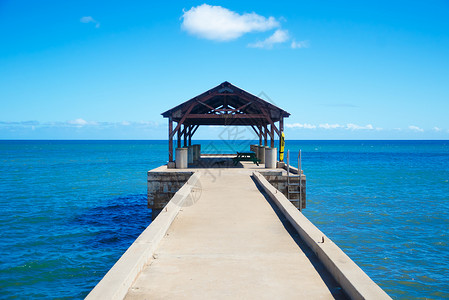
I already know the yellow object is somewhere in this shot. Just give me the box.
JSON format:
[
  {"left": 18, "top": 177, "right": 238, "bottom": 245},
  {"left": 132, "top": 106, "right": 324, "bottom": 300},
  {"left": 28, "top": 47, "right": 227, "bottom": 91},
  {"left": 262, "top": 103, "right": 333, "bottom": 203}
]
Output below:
[{"left": 280, "top": 132, "right": 285, "bottom": 161}]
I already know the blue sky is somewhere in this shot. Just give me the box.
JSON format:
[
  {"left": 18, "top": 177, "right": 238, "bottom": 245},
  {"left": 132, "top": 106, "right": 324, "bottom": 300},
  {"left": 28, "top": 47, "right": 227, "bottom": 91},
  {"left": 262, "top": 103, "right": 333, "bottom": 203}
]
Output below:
[{"left": 1, "top": 0, "right": 448, "bottom": 139}]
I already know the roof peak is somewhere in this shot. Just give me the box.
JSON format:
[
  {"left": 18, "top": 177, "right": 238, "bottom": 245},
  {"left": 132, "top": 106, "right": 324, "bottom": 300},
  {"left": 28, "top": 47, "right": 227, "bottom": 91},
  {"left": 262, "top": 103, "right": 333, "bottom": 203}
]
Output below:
[{"left": 161, "top": 81, "right": 290, "bottom": 121}]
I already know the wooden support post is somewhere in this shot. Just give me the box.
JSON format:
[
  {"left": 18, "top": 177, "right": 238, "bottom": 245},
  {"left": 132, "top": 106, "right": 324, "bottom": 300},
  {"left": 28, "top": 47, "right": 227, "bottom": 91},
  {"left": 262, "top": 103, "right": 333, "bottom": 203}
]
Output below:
[
  {"left": 183, "top": 124, "right": 187, "bottom": 147},
  {"left": 263, "top": 124, "right": 268, "bottom": 146},
  {"left": 258, "top": 125, "right": 262, "bottom": 146},
  {"left": 188, "top": 125, "right": 192, "bottom": 146},
  {"left": 279, "top": 117, "right": 284, "bottom": 162},
  {"left": 270, "top": 123, "right": 275, "bottom": 148},
  {"left": 168, "top": 117, "right": 173, "bottom": 162},
  {"left": 279, "top": 117, "right": 285, "bottom": 161},
  {"left": 177, "top": 122, "right": 181, "bottom": 148}
]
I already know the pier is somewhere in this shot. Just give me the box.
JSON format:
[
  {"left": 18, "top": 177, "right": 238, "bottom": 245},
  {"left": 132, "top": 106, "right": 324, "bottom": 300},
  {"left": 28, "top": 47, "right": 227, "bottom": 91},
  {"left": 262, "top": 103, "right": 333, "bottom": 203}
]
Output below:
[
  {"left": 87, "top": 82, "right": 391, "bottom": 299},
  {"left": 87, "top": 160, "right": 390, "bottom": 299},
  {"left": 129, "top": 167, "right": 342, "bottom": 299}
]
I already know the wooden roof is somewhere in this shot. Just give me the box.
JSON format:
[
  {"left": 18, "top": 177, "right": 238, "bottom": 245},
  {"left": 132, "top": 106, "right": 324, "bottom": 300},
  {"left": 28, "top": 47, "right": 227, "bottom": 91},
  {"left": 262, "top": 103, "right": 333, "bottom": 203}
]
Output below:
[{"left": 161, "top": 82, "right": 290, "bottom": 126}]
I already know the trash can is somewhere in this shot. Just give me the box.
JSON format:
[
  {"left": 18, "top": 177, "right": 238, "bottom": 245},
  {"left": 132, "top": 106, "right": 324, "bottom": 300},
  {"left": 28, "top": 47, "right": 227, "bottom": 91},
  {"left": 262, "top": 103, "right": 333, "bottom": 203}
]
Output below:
[
  {"left": 175, "top": 148, "right": 188, "bottom": 169},
  {"left": 265, "top": 147, "right": 277, "bottom": 168}
]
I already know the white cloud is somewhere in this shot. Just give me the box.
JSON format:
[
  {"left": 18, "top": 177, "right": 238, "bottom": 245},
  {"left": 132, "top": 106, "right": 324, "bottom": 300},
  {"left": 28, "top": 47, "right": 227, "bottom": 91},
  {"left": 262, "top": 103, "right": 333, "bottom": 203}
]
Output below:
[
  {"left": 409, "top": 125, "right": 424, "bottom": 132},
  {"left": 291, "top": 40, "right": 309, "bottom": 49},
  {"left": 68, "top": 118, "right": 89, "bottom": 126},
  {"left": 319, "top": 123, "right": 343, "bottom": 129},
  {"left": 316, "top": 123, "right": 376, "bottom": 130},
  {"left": 433, "top": 127, "right": 442, "bottom": 132},
  {"left": 181, "top": 4, "right": 279, "bottom": 41},
  {"left": 248, "top": 29, "right": 289, "bottom": 49},
  {"left": 0, "top": 120, "right": 162, "bottom": 131},
  {"left": 67, "top": 118, "right": 99, "bottom": 127},
  {"left": 80, "top": 16, "right": 100, "bottom": 28},
  {"left": 80, "top": 16, "right": 94, "bottom": 23},
  {"left": 286, "top": 123, "right": 316, "bottom": 129},
  {"left": 346, "top": 123, "right": 374, "bottom": 130}
]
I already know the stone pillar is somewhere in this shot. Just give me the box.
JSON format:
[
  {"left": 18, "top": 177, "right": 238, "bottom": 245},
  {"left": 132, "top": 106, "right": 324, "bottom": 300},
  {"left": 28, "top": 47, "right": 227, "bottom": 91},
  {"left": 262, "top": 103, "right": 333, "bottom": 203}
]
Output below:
[
  {"left": 265, "top": 148, "right": 277, "bottom": 169},
  {"left": 193, "top": 144, "right": 201, "bottom": 161},
  {"left": 258, "top": 146, "right": 266, "bottom": 164},
  {"left": 175, "top": 148, "right": 188, "bottom": 169},
  {"left": 188, "top": 146, "right": 194, "bottom": 164}
]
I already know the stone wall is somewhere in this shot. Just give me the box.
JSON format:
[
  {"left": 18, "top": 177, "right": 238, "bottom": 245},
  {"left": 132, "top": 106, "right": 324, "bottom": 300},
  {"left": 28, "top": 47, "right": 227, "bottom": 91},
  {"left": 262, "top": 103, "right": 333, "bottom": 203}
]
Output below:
[
  {"left": 148, "top": 171, "right": 193, "bottom": 211},
  {"left": 259, "top": 171, "right": 306, "bottom": 209}
]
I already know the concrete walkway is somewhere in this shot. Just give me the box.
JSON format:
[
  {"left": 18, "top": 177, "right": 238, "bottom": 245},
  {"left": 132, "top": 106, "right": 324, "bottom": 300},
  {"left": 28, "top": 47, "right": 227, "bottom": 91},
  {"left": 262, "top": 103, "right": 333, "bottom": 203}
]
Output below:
[{"left": 125, "top": 168, "right": 346, "bottom": 299}]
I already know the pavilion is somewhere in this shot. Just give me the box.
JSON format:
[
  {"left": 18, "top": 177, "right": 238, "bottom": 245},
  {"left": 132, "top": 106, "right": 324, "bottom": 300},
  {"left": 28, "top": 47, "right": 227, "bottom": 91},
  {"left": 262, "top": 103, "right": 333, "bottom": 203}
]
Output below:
[{"left": 161, "top": 81, "right": 290, "bottom": 162}]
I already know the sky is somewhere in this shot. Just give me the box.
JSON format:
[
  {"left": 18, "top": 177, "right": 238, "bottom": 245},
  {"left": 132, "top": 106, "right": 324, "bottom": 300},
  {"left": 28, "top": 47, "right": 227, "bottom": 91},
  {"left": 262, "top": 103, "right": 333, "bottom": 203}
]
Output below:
[{"left": 1, "top": 0, "right": 448, "bottom": 140}]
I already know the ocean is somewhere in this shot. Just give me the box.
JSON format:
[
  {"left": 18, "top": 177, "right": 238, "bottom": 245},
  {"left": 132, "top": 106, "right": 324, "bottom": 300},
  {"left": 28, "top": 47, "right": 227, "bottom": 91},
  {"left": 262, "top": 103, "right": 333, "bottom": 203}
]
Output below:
[{"left": 0, "top": 140, "right": 448, "bottom": 299}]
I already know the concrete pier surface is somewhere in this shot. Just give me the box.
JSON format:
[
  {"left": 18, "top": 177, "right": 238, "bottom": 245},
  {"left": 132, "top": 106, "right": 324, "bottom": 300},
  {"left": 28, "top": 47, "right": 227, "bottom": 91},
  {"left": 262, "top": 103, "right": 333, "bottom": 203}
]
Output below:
[
  {"left": 127, "top": 168, "right": 343, "bottom": 299},
  {"left": 88, "top": 160, "right": 390, "bottom": 300}
]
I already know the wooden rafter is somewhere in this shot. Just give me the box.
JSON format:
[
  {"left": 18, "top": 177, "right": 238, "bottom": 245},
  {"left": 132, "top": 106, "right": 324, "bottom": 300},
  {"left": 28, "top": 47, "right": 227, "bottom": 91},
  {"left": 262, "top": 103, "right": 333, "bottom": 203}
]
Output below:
[
  {"left": 185, "top": 114, "right": 265, "bottom": 119},
  {"left": 259, "top": 106, "right": 280, "bottom": 136},
  {"left": 169, "top": 101, "right": 197, "bottom": 139},
  {"left": 191, "top": 125, "right": 200, "bottom": 136}
]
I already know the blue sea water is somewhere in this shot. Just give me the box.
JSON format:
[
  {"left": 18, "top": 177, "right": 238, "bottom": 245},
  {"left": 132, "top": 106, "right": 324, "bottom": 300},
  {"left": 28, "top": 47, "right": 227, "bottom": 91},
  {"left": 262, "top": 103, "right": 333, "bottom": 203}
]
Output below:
[{"left": 0, "top": 140, "right": 448, "bottom": 299}]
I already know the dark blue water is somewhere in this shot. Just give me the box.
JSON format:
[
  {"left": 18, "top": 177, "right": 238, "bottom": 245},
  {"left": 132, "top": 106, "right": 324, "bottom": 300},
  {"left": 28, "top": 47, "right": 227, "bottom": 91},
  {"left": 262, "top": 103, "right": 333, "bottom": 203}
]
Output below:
[{"left": 0, "top": 140, "right": 448, "bottom": 299}]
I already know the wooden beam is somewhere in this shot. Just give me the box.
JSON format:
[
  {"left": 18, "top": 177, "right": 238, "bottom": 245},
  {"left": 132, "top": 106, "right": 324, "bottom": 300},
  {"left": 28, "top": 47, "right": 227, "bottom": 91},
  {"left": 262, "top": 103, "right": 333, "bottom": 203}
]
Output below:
[
  {"left": 177, "top": 123, "right": 181, "bottom": 148},
  {"left": 279, "top": 118, "right": 284, "bottom": 162},
  {"left": 196, "top": 100, "right": 216, "bottom": 112},
  {"left": 260, "top": 106, "right": 280, "bottom": 136},
  {"left": 191, "top": 125, "right": 199, "bottom": 137},
  {"left": 185, "top": 114, "right": 265, "bottom": 119},
  {"left": 170, "top": 101, "right": 197, "bottom": 139},
  {"left": 263, "top": 125, "right": 268, "bottom": 146},
  {"left": 183, "top": 124, "right": 187, "bottom": 147},
  {"left": 188, "top": 125, "right": 192, "bottom": 146},
  {"left": 168, "top": 117, "right": 173, "bottom": 162},
  {"left": 235, "top": 102, "right": 253, "bottom": 112},
  {"left": 258, "top": 125, "right": 262, "bottom": 145},
  {"left": 250, "top": 125, "right": 259, "bottom": 137}
]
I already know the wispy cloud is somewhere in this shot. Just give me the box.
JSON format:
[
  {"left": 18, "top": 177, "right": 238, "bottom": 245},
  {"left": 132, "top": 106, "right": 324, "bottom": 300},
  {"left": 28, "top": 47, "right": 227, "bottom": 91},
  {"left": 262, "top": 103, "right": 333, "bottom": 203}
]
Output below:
[
  {"left": 0, "top": 119, "right": 160, "bottom": 129},
  {"left": 80, "top": 16, "right": 100, "bottom": 28},
  {"left": 68, "top": 118, "right": 93, "bottom": 126},
  {"left": 181, "top": 4, "right": 279, "bottom": 41},
  {"left": 0, "top": 121, "right": 40, "bottom": 126},
  {"left": 287, "top": 122, "right": 376, "bottom": 130},
  {"left": 319, "top": 123, "right": 344, "bottom": 129},
  {"left": 291, "top": 40, "right": 309, "bottom": 49},
  {"left": 285, "top": 123, "right": 316, "bottom": 129},
  {"left": 346, "top": 123, "right": 374, "bottom": 130},
  {"left": 248, "top": 29, "right": 289, "bottom": 49},
  {"left": 0, "top": 120, "right": 164, "bottom": 139},
  {"left": 408, "top": 125, "right": 424, "bottom": 132},
  {"left": 285, "top": 123, "right": 441, "bottom": 133}
]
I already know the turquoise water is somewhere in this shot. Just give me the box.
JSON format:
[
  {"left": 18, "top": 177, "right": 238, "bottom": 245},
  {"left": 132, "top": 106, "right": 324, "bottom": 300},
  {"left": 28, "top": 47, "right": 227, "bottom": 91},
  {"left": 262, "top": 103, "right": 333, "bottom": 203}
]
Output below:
[{"left": 0, "top": 140, "right": 448, "bottom": 299}]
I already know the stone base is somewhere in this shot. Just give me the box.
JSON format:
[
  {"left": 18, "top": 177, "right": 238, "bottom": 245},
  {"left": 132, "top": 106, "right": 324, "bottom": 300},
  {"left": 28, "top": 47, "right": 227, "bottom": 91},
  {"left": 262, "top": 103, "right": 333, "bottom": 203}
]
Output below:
[
  {"left": 148, "top": 170, "right": 193, "bottom": 210},
  {"left": 276, "top": 161, "right": 286, "bottom": 168},
  {"left": 259, "top": 171, "right": 306, "bottom": 210}
]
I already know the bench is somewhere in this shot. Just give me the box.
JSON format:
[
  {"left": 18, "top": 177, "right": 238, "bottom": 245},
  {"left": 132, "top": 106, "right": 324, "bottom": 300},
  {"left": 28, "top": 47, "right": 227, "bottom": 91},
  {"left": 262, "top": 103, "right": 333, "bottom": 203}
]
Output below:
[{"left": 232, "top": 152, "right": 261, "bottom": 166}]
